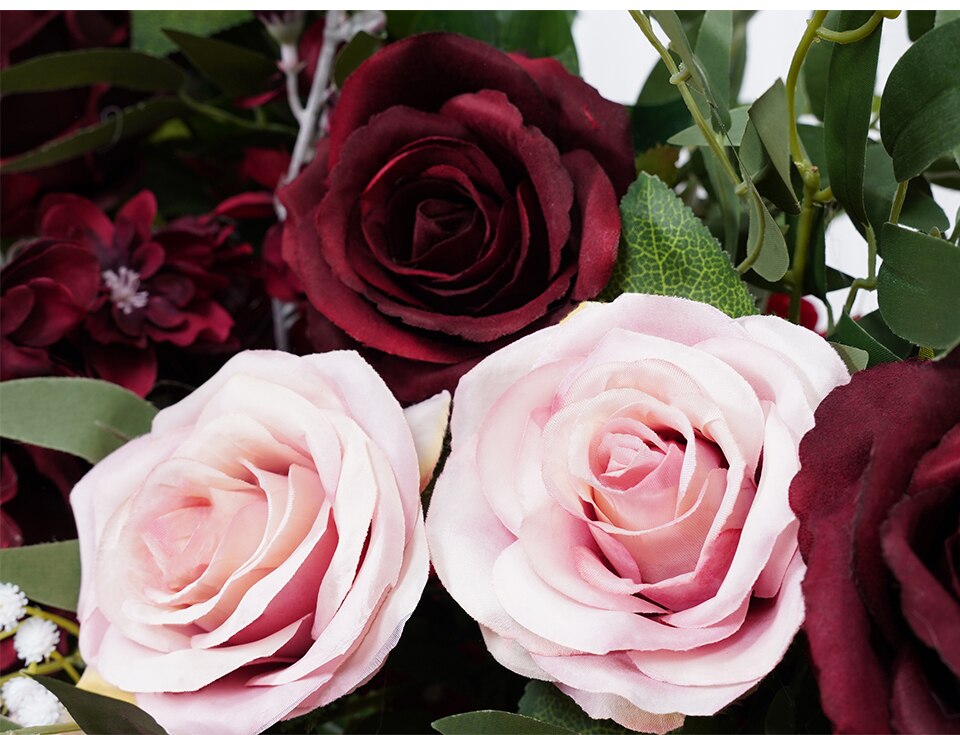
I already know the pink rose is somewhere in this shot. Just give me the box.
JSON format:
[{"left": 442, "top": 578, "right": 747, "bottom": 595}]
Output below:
[
  {"left": 71, "top": 350, "right": 449, "bottom": 735},
  {"left": 426, "top": 294, "right": 849, "bottom": 733}
]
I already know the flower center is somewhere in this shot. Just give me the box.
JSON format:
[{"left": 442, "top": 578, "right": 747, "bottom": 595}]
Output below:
[{"left": 102, "top": 267, "right": 149, "bottom": 314}]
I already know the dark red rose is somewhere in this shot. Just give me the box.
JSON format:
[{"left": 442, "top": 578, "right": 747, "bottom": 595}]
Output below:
[
  {"left": 0, "top": 239, "right": 100, "bottom": 381},
  {"left": 0, "top": 11, "right": 134, "bottom": 238},
  {"left": 765, "top": 293, "right": 821, "bottom": 333},
  {"left": 790, "top": 353, "right": 960, "bottom": 733},
  {"left": 281, "top": 32, "right": 633, "bottom": 403}
]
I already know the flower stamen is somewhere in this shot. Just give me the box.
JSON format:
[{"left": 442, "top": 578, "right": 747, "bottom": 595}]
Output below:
[{"left": 102, "top": 267, "right": 149, "bottom": 314}]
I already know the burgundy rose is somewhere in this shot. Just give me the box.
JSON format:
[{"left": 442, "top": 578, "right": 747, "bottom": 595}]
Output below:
[
  {"left": 790, "top": 353, "right": 960, "bottom": 733},
  {"left": 0, "top": 239, "right": 100, "bottom": 381},
  {"left": 282, "top": 32, "right": 633, "bottom": 403},
  {"left": 29, "top": 192, "right": 246, "bottom": 395}
]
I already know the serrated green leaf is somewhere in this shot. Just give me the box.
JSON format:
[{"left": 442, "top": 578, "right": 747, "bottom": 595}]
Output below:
[
  {"left": 602, "top": 173, "right": 756, "bottom": 317},
  {"left": 748, "top": 79, "right": 800, "bottom": 214},
  {"left": 0, "top": 541, "right": 80, "bottom": 611},
  {"left": 334, "top": 31, "right": 383, "bottom": 88},
  {"left": 824, "top": 10, "right": 883, "bottom": 227},
  {"left": 131, "top": 10, "right": 252, "bottom": 57},
  {"left": 745, "top": 187, "right": 789, "bottom": 281},
  {"left": 518, "top": 681, "right": 633, "bottom": 735},
  {"left": 0, "top": 97, "right": 186, "bottom": 174},
  {"left": 831, "top": 312, "right": 901, "bottom": 367},
  {"left": 433, "top": 711, "right": 573, "bottom": 735},
  {"left": 668, "top": 106, "right": 749, "bottom": 147},
  {"left": 877, "top": 223, "right": 960, "bottom": 348},
  {"left": 0, "top": 378, "right": 156, "bottom": 463},
  {"left": 35, "top": 675, "right": 169, "bottom": 735},
  {"left": 163, "top": 30, "right": 276, "bottom": 98},
  {"left": 0, "top": 49, "right": 185, "bottom": 94},
  {"left": 880, "top": 18, "right": 960, "bottom": 181}
]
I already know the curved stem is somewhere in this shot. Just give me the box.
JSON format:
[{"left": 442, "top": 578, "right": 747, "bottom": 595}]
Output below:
[
  {"left": 630, "top": 10, "right": 743, "bottom": 190},
  {"left": 178, "top": 93, "right": 296, "bottom": 136},
  {"left": 736, "top": 189, "right": 767, "bottom": 273},
  {"left": 0, "top": 652, "right": 83, "bottom": 687},
  {"left": 843, "top": 224, "right": 878, "bottom": 313},
  {"left": 889, "top": 180, "right": 908, "bottom": 225},
  {"left": 787, "top": 11, "right": 828, "bottom": 168},
  {"left": 788, "top": 174, "right": 820, "bottom": 322},
  {"left": 50, "top": 650, "right": 80, "bottom": 683},
  {"left": 816, "top": 10, "right": 898, "bottom": 43},
  {"left": 280, "top": 42, "right": 305, "bottom": 123},
  {"left": 24, "top": 607, "right": 79, "bottom": 638}
]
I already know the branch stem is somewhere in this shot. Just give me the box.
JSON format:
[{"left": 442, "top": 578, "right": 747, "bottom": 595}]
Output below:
[{"left": 816, "top": 10, "right": 898, "bottom": 43}]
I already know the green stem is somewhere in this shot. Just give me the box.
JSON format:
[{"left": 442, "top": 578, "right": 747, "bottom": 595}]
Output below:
[
  {"left": 889, "top": 180, "right": 908, "bottom": 225},
  {"left": 788, "top": 174, "right": 820, "bottom": 323},
  {"left": 736, "top": 189, "right": 767, "bottom": 273},
  {"left": 24, "top": 607, "right": 79, "bottom": 638},
  {"left": 50, "top": 650, "right": 80, "bottom": 683},
  {"left": 843, "top": 224, "right": 878, "bottom": 313},
  {"left": 0, "top": 653, "right": 83, "bottom": 687},
  {"left": 630, "top": 10, "right": 743, "bottom": 190},
  {"left": 816, "top": 11, "right": 894, "bottom": 43},
  {"left": 787, "top": 11, "right": 828, "bottom": 168},
  {"left": 178, "top": 92, "right": 296, "bottom": 136},
  {"left": 6, "top": 724, "right": 81, "bottom": 735}
]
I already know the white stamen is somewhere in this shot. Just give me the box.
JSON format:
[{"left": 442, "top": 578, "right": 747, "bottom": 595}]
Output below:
[{"left": 102, "top": 266, "right": 149, "bottom": 315}]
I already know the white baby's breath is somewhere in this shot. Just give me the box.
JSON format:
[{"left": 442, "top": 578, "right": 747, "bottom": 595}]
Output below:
[
  {"left": 0, "top": 675, "right": 68, "bottom": 726},
  {"left": 13, "top": 616, "right": 59, "bottom": 665},
  {"left": 0, "top": 582, "right": 28, "bottom": 632}
]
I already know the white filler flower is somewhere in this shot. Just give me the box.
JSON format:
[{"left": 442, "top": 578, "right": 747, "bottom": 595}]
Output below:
[
  {"left": 0, "top": 676, "right": 68, "bottom": 726},
  {"left": 0, "top": 582, "right": 28, "bottom": 632},
  {"left": 13, "top": 617, "right": 60, "bottom": 665}
]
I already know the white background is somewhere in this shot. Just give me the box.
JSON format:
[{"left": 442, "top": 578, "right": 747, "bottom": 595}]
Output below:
[{"left": 572, "top": 11, "right": 959, "bottom": 320}]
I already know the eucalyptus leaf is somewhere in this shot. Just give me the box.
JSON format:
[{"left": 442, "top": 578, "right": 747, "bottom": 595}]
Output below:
[
  {"left": 518, "top": 681, "right": 632, "bottom": 734},
  {"left": 703, "top": 153, "right": 742, "bottom": 259},
  {"left": 497, "top": 11, "right": 579, "bottom": 73},
  {"left": 0, "top": 49, "right": 185, "bottom": 94},
  {"left": 601, "top": 172, "right": 756, "bottom": 318},
  {"left": 131, "top": 10, "right": 252, "bottom": 57},
  {"left": 433, "top": 711, "right": 573, "bottom": 735},
  {"left": 880, "top": 18, "right": 960, "bottom": 181},
  {"left": 0, "top": 541, "right": 80, "bottom": 611},
  {"left": 163, "top": 30, "right": 276, "bottom": 98},
  {"left": 824, "top": 10, "right": 883, "bottom": 227},
  {"left": 935, "top": 9, "right": 960, "bottom": 27},
  {"left": 832, "top": 312, "right": 901, "bottom": 367},
  {"left": 0, "top": 98, "right": 186, "bottom": 174},
  {"left": 907, "top": 10, "right": 935, "bottom": 40},
  {"left": 747, "top": 79, "right": 800, "bottom": 214},
  {"left": 34, "top": 675, "right": 169, "bottom": 735},
  {"left": 802, "top": 11, "right": 840, "bottom": 120},
  {"left": 633, "top": 62, "right": 692, "bottom": 151},
  {"left": 693, "top": 11, "right": 733, "bottom": 124},
  {"left": 668, "top": 106, "right": 749, "bottom": 147},
  {"left": 0, "top": 377, "right": 156, "bottom": 464},
  {"left": 877, "top": 223, "right": 960, "bottom": 348},
  {"left": 745, "top": 188, "right": 790, "bottom": 281}
]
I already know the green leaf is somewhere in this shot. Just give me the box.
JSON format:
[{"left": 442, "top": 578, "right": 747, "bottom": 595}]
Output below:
[
  {"left": 802, "top": 11, "right": 840, "bottom": 120},
  {"left": 747, "top": 79, "right": 800, "bottom": 214},
  {"left": 602, "top": 173, "right": 756, "bottom": 318},
  {"left": 693, "top": 11, "right": 733, "bottom": 123},
  {"left": 880, "top": 18, "right": 960, "bottom": 181},
  {"left": 877, "top": 223, "right": 960, "bottom": 348},
  {"left": 163, "top": 30, "right": 276, "bottom": 98},
  {"left": 0, "top": 541, "right": 80, "bottom": 611},
  {"left": 0, "top": 377, "right": 156, "bottom": 464},
  {"left": 518, "top": 681, "right": 632, "bottom": 735},
  {"left": 0, "top": 49, "right": 185, "bottom": 94},
  {"left": 797, "top": 123, "right": 829, "bottom": 188},
  {"left": 334, "top": 31, "right": 383, "bottom": 88},
  {"left": 633, "top": 63, "right": 692, "bottom": 151},
  {"left": 703, "top": 153, "right": 742, "bottom": 259},
  {"left": 830, "top": 342, "right": 870, "bottom": 374},
  {"left": 936, "top": 9, "right": 960, "bottom": 27},
  {"left": 131, "top": 10, "right": 252, "bottom": 57},
  {"left": 745, "top": 188, "right": 790, "bottom": 281},
  {"left": 34, "top": 675, "right": 169, "bottom": 735},
  {"left": 497, "top": 11, "right": 579, "bottom": 73},
  {"left": 390, "top": 10, "right": 499, "bottom": 44},
  {"left": 433, "top": 711, "right": 573, "bottom": 735},
  {"left": 824, "top": 10, "right": 883, "bottom": 227},
  {"left": 668, "top": 106, "right": 749, "bottom": 147},
  {"left": 907, "top": 10, "right": 935, "bottom": 40},
  {"left": 832, "top": 312, "right": 901, "bottom": 367},
  {"left": 0, "top": 97, "right": 186, "bottom": 174}
]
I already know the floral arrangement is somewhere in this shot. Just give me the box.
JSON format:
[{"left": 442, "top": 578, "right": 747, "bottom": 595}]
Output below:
[{"left": 0, "top": 9, "right": 958, "bottom": 735}]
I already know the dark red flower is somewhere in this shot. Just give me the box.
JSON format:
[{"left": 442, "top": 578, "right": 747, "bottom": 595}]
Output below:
[
  {"left": 282, "top": 32, "right": 633, "bottom": 403},
  {"left": 764, "top": 293, "right": 821, "bottom": 333},
  {"left": 0, "top": 239, "right": 100, "bottom": 381},
  {"left": 790, "top": 352, "right": 960, "bottom": 733},
  {"left": 28, "top": 191, "right": 246, "bottom": 395},
  {"left": 0, "top": 11, "right": 133, "bottom": 238}
]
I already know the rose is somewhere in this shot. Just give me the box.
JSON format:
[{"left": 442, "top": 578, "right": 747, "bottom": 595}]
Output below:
[
  {"left": 426, "top": 294, "right": 850, "bottom": 733},
  {"left": 790, "top": 353, "right": 960, "bottom": 734},
  {"left": 281, "top": 32, "right": 634, "bottom": 404},
  {"left": 71, "top": 350, "right": 449, "bottom": 735}
]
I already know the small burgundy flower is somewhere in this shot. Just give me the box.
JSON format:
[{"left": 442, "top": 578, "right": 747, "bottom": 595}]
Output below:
[
  {"left": 33, "top": 191, "right": 241, "bottom": 395},
  {"left": 0, "top": 239, "right": 99, "bottom": 381}
]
